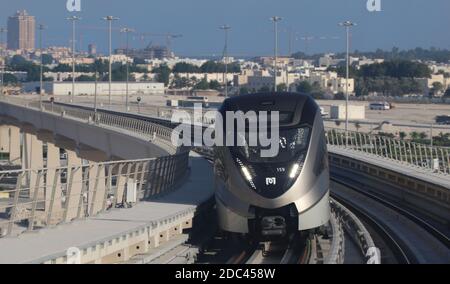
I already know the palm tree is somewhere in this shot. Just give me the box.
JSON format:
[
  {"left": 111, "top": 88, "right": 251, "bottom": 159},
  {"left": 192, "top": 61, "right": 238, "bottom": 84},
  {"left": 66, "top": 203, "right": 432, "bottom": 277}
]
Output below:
[
  {"left": 419, "top": 132, "right": 427, "bottom": 140},
  {"left": 410, "top": 131, "right": 419, "bottom": 141},
  {"left": 399, "top": 131, "right": 407, "bottom": 140}
]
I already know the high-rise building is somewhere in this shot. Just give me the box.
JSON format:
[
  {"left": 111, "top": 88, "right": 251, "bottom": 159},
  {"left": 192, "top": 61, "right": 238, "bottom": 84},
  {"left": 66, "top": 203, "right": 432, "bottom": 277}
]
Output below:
[
  {"left": 7, "top": 10, "right": 35, "bottom": 50},
  {"left": 88, "top": 44, "right": 97, "bottom": 56}
]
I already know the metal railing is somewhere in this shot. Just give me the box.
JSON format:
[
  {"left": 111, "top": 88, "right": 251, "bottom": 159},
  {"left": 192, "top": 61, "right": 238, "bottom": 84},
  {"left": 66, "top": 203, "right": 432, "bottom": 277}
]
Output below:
[
  {"left": 0, "top": 152, "right": 189, "bottom": 238},
  {"left": 326, "top": 128, "right": 450, "bottom": 175},
  {"left": 0, "top": 97, "right": 177, "bottom": 147},
  {"left": 331, "top": 199, "right": 380, "bottom": 264}
]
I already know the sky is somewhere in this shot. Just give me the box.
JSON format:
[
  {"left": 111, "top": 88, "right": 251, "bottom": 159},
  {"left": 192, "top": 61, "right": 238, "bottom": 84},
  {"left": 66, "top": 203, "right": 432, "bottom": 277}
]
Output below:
[{"left": 0, "top": 0, "right": 450, "bottom": 57}]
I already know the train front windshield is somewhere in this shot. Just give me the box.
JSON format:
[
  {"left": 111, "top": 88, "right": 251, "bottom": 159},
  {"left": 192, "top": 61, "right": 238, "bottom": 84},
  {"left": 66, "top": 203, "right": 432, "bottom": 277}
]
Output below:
[{"left": 235, "top": 127, "right": 310, "bottom": 163}]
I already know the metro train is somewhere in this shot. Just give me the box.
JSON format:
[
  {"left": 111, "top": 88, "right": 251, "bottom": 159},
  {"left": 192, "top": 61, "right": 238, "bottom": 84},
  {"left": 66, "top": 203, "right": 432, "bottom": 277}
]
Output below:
[{"left": 213, "top": 92, "right": 330, "bottom": 239}]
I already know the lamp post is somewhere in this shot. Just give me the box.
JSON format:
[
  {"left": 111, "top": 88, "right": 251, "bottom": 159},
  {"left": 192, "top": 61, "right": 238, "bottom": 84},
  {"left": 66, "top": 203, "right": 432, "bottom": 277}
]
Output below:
[
  {"left": 67, "top": 16, "right": 81, "bottom": 103},
  {"left": 339, "top": 20, "right": 356, "bottom": 144},
  {"left": 94, "top": 71, "right": 98, "bottom": 119},
  {"left": 0, "top": 27, "right": 6, "bottom": 98},
  {"left": 102, "top": 16, "right": 119, "bottom": 108},
  {"left": 219, "top": 25, "right": 231, "bottom": 98},
  {"left": 121, "top": 27, "right": 134, "bottom": 111},
  {"left": 270, "top": 16, "right": 282, "bottom": 92},
  {"left": 38, "top": 24, "right": 46, "bottom": 109}
]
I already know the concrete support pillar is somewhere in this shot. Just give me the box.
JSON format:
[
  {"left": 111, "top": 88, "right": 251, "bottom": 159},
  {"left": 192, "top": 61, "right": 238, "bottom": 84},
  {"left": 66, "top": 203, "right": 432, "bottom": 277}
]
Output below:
[
  {"left": 78, "top": 146, "right": 108, "bottom": 216},
  {"left": 64, "top": 149, "right": 83, "bottom": 222},
  {"left": 88, "top": 163, "right": 106, "bottom": 216},
  {"left": 46, "top": 142, "right": 63, "bottom": 220},
  {"left": 9, "top": 126, "right": 21, "bottom": 165},
  {"left": 0, "top": 125, "right": 9, "bottom": 157},
  {"left": 37, "top": 131, "right": 64, "bottom": 224},
  {"left": 22, "top": 130, "right": 44, "bottom": 199}
]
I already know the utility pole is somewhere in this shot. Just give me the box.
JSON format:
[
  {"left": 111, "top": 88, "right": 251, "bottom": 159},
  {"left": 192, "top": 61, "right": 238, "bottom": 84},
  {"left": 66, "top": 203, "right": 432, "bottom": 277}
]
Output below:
[
  {"left": 121, "top": 27, "right": 134, "bottom": 111},
  {"left": 0, "top": 27, "right": 6, "bottom": 98},
  {"left": 38, "top": 24, "right": 46, "bottom": 109},
  {"left": 67, "top": 16, "right": 81, "bottom": 103},
  {"left": 339, "top": 20, "right": 356, "bottom": 144},
  {"left": 270, "top": 16, "right": 282, "bottom": 92},
  {"left": 287, "top": 27, "right": 293, "bottom": 91},
  {"left": 103, "top": 16, "right": 119, "bottom": 108},
  {"left": 220, "top": 25, "right": 231, "bottom": 98},
  {"left": 430, "top": 123, "right": 434, "bottom": 148}
]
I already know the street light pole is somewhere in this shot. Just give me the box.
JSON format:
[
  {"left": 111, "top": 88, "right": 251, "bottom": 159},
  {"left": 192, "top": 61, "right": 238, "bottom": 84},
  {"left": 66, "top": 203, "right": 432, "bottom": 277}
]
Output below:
[
  {"left": 121, "top": 27, "right": 134, "bottom": 111},
  {"left": 219, "top": 25, "right": 231, "bottom": 98},
  {"left": 103, "top": 16, "right": 119, "bottom": 108},
  {"left": 67, "top": 16, "right": 81, "bottom": 103},
  {"left": 270, "top": 16, "right": 282, "bottom": 92},
  {"left": 94, "top": 71, "right": 98, "bottom": 120},
  {"left": 0, "top": 27, "right": 6, "bottom": 98},
  {"left": 339, "top": 20, "right": 356, "bottom": 144},
  {"left": 38, "top": 24, "right": 45, "bottom": 109}
]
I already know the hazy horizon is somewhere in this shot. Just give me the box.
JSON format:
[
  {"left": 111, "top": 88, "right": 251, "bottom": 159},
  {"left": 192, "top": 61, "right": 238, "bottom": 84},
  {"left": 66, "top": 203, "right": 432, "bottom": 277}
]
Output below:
[{"left": 1, "top": 0, "right": 449, "bottom": 57}]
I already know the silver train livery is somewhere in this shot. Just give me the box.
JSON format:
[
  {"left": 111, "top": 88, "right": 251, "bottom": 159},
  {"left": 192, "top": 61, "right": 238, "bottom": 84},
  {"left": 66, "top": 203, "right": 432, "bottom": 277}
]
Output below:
[{"left": 213, "top": 92, "right": 330, "bottom": 238}]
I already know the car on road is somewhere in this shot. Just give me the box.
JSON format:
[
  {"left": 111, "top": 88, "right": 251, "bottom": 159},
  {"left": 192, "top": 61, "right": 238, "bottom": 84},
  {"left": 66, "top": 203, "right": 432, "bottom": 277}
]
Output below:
[
  {"left": 369, "top": 102, "right": 391, "bottom": 110},
  {"left": 435, "top": 115, "right": 450, "bottom": 125}
]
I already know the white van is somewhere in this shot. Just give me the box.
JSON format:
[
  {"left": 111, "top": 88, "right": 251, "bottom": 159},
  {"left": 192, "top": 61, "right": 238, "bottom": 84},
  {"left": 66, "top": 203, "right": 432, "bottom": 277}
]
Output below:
[{"left": 369, "top": 102, "right": 390, "bottom": 110}]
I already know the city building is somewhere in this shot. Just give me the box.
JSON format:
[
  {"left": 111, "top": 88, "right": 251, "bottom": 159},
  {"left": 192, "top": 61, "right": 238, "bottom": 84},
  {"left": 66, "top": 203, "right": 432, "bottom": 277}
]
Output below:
[
  {"left": 88, "top": 44, "right": 97, "bottom": 56},
  {"left": 416, "top": 74, "right": 450, "bottom": 96},
  {"left": 318, "top": 54, "right": 342, "bottom": 67},
  {"left": 306, "top": 71, "right": 355, "bottom": 94},
  {"left": 116, "top": 45, "right": 171, "bottom": 60},
  {"left": 7, "top": 10, "right": 35, "bottom": 50},
  {"left": 22, "top": 81, "right": 165, "bottom": 96},
  {"left": 174, "top": 73, "right": 234, "bottom": 84},
  {"left": 58, "top": 57, "right": 96, "bottom": 65}
]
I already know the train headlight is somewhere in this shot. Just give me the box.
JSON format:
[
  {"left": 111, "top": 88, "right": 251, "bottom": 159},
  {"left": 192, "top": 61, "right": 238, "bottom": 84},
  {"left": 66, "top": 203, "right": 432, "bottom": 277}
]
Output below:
[
  {"left": 241, "top": 166, "right": 253, "bottom": 181},
  {"left": 289, "top": 163, "right": 300, "bottom": 178}
]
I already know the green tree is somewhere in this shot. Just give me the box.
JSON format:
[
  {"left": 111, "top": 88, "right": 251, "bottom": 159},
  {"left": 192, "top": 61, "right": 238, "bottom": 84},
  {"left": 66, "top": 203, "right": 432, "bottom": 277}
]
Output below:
[
  {"left": 296, "top": 81, "right": 312, "bottom": 93},
  {"left": 8, "top": 55, "right": 47, "bottom": 81},
  {"left": 3, "top": 73, "right": 18, "bottom": 84},
  {"left": 172, "top": 62, "right": 201, "bottom": 73},
  {"left": 9, "top": 55, "right": 27, "bottom": 66},
  {"left": 410, "top": 131, "right": 419, "bottom": 141},
  {"left": 399, "top": 131, "right": 407, "bottom": 140},
  {"left": 277, "top": 83, "right": 287, "bottom": 92},
  {"left": 171, "top": 74, "right": 190, "bottom": 89},
  {"left": 41, "top": 54, "right": 54, "bottom": 65},
  {"left": 208, "top": 80, "right": 221, "bottom": 90},
  {"left": 52, "top": 64, "right": 72, "bottom": 72},
  {"left": 153, "top": 64, "right": 171, "bottom": 86},
  {"left": 76, "top": 75, "right": 96, "bottom": 82},
  {"left": 431, "top": 82, "right": 444, "bottom": 96},
  {"left": 444, "top": 88, "right": 450, "bottom": 98},
  {"left": 194, "top": 78, "right": 209, "bottom": 90},
  {"left": 239, "top": 87, "right": 249, "bottom": 95},
  {"left": 419, "top": 132, "right": 427, "bottom": 140}
]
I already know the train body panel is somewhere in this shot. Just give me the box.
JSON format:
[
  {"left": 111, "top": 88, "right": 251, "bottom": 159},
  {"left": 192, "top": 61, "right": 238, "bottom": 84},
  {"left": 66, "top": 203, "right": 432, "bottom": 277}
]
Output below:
[{"left": 214, "top": 92, "right": 330, "bottom": 238}]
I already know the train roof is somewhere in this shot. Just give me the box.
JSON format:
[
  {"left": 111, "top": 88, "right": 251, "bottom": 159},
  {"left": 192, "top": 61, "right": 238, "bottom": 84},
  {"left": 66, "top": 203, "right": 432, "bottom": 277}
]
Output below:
[{"left": 220, "top": 92, "right": 319, "bottom": 126}]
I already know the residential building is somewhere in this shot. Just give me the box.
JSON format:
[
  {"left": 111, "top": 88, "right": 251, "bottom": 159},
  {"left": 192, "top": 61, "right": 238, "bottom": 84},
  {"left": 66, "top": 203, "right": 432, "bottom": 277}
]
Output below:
[{"left": 7, "top": 10, "right": 35, "bottom": 50}]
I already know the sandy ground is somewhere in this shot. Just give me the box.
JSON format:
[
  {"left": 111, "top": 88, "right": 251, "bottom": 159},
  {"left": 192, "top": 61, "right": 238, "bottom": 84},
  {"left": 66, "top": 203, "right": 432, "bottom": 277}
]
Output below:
[{"left": 14, "top": 93, "right": 450, "bottom": 136}]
